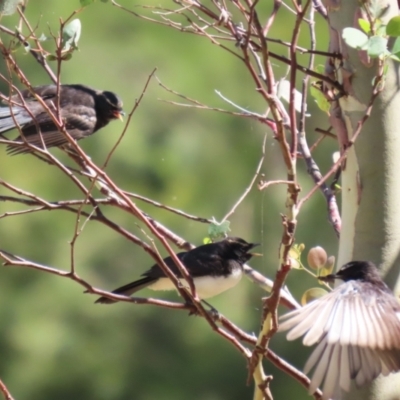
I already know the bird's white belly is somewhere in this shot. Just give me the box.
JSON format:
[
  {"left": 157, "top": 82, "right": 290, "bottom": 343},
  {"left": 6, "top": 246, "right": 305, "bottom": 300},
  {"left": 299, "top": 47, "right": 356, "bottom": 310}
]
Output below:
[{"left": 148, "top": 268, "right": 243, "bottom": 299}]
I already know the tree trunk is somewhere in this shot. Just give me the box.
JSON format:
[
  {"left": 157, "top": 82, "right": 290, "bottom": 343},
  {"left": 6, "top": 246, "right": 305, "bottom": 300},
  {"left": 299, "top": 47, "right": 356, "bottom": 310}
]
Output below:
[{"left": 332, "top": 0, "right": 400, "bottom": 398}]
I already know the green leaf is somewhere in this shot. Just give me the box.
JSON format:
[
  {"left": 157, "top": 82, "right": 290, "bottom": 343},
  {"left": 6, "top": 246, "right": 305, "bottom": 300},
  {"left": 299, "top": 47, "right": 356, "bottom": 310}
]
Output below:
[
  {"left": 387, "top": 16, "right": 400, "bottom": 37},
  {"left": 391, "top": 37, "right": 400, "bottom": 55},
  {"left": 47, "top": 55, "right": 57, "bottom": 61},
  {"left": 377, "top": 25, "right": 387, "bottom": 36},
  {"left": 319, "top": 256, "right": 335, "bottom": 276},
  {"left": 80, "top": 0, "right": 95, "bottom": 6},
  {"left": 0, "top": 0, "right": 23, "bottom": 15},
  {"left": 288, "top": 244, "right": 304, "bottom": 270},
  {"left": 61, "top": 53, "right": 73, "bottom": 61},
  {"left": 367, "top": 36, "right": 387, "bottom": 58},
  {"left": 310, "top": 85, "right": 330, "bottom": 113},
  {"left": 342, "top": 27, "right": 369, "bottom": 50},
  {"left": 358, "top": 18, "right": 371, "bottom": 34},
  {"left": 301, "top": 288, "right": 328, "bottom": 306},
  {"left": 207, "top": 220, "right": 230, "bottom": 239},
  {"left": 62, "top": 19, "right": 81, "bottom": 52},
  {"left": 384, "top": 63, "right": 389, "bottom": 75},
  {"left": 390, "top": 53, "right": 400, "bottom": 62}
]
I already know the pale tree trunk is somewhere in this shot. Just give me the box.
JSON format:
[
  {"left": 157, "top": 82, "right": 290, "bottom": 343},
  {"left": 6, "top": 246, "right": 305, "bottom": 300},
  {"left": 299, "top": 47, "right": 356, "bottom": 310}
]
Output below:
[{"left": 331, "top": 0, "right": 400, "bottom": 398}]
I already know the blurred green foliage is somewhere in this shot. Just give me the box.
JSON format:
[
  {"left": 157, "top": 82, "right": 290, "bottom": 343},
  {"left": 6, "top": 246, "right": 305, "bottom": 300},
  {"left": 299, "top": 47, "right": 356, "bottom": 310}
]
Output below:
[{"left": 0, "top": 1, "right": 338, "bottom": 399}]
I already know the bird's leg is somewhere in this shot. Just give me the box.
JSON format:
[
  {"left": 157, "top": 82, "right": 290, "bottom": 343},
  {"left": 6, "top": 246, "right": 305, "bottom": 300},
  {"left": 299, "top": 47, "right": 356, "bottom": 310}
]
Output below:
[{"left": 201, "top": 299, "right": 221, "bottom": 319}]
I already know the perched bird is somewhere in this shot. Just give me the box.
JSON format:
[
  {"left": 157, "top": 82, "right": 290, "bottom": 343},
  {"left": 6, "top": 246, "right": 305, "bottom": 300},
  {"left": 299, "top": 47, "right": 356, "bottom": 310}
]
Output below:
[
  {"left": 0, "top": 84, "right": 124, "bottom": 154},
  {"left": 96, "top": 237, "right": 259, "bottom": 304},
  {"left": 279, "top": 261, "right": 400, "bottom": 400}
]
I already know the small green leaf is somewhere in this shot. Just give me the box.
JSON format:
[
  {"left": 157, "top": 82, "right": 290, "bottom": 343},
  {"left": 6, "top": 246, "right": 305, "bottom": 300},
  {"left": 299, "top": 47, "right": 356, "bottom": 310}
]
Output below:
[
  {"left": 301, "top": 288, "right": 328, "bottom": 306},
  {"left": 391, "top": 37, "right": 400, "bottom": 55},
  {"left": 358, "top": 18, "right": 371, "bottom": 34},
  {"left": 367, "top": 35, "right": 388, "bottom": 58},
  {"left": 342, "top": 27, "right": 369, "bottom": 50},
  {"left": 47, "top": 54, "right": 57, "bottom": 61},
  {"left": 62, "top": 19, "right": 81, "bottom": 52},
  {"left": 310, "top": 85, "right": 330, "bottom": 113},
  {"left": 377, "top": 25, "right": 387, "bottom": 36},
  {"left": 319, "top": 256, "right": 335, "bottom": 277},
  {"left": 80, "top": 0, "right": 95, "bottom": 6},
  {"left": 390, "top": 53, "right": 400, "bottom": 62},
  {"left": 383, "top": 63, "right": 389, "bottom": 75},
  {"left": 288, "top": 244, "right": 304, "bottom": 270},
  {"left": 333, "top": 183, "right": 341, "bottom": 192},
  {"left": 387, "top": 16, "right": 400, "bottom": 37},
  {"left": 208, "top": 220, "right": 230, "bottom": 239},
  {"left": 61, "top": 53, "right": 73, "bottom": 61}
]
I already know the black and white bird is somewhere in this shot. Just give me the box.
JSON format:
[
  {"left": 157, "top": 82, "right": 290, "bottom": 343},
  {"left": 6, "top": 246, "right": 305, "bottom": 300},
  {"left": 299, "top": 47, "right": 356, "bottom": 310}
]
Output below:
[
  {"left": 0, "top": 84, "right": 124, "bottom": 154},
  {"left": 279, "top": 261, "right": 400, "bottom": 400},
  {"left": 95, "top": 237, "right": 258, "bottom": 304}
]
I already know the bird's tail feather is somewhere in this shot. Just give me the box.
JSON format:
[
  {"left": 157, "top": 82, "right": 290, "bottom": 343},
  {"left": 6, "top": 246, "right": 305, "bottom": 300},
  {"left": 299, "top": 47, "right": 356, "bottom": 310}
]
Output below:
[
  {"left": 0, "top": 107, "right": 31, "bottom": 134},
  {"left": 95, "top": 276, "right": 156, "bottom": 304}
]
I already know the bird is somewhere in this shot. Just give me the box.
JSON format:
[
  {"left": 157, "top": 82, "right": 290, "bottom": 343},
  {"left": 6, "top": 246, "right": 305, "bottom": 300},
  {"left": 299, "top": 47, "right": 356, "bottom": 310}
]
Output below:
[
  {"left": 278, "top": 261, "right": 400, "bottom": 400},
  {"left": 95, "top": 237, "right": 259, "bottom": 304},
  {"left": 0, "top": 84, "right": 124, "bottom": 154}
]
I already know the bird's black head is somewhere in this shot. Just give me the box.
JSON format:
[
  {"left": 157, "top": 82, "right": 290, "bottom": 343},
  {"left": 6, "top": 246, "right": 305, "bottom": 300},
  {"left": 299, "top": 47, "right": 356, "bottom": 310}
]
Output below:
[
  {"left": 322, "top": 260, "right": 382, "bottom": 284},
  {"left": 97, "top": 90, "right": 124, "bottom": 122},
  {"left": 220, "top": 237, "right": 259, "bottom": 262}
]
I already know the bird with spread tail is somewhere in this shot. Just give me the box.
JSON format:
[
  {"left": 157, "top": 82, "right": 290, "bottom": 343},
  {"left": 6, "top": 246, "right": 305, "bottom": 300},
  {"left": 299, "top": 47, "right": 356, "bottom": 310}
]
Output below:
[
  {"left": 0, "top": 84, "right": 124, "bottom": 154},
  {"left": 96, "top": 237, "right": 259, "bottom": 304},
  {"left": 279, "top": 261, "right": 400, "bottom": 400}
]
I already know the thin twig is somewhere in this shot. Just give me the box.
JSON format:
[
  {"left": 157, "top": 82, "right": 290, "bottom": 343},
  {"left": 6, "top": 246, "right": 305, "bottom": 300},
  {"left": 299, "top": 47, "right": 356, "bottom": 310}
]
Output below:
[{"left": 222, "top": 134, "right": 267, "bottom": 221}]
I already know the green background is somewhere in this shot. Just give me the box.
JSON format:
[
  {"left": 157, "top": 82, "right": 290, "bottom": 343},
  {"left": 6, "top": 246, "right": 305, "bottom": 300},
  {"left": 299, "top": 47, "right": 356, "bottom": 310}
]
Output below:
[{"left": 0, "top": 1, "right": 337, "bottom": 399}]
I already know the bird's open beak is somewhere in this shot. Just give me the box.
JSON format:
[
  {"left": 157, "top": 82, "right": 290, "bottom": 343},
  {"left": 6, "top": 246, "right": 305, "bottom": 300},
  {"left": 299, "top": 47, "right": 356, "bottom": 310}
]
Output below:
[
  {"left": 249, "top": 243, "right": 262, "bottom": 256},
  {"left": 114, "top": 110, "right": 125, "bottom": 121}
]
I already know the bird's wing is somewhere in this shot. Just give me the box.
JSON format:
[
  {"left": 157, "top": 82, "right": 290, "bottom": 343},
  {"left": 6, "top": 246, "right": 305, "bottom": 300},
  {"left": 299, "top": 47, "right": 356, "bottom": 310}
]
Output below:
[
  {"left": 180, "top": 251, "right": 227, "bottom": 277},
  {"left": 142, "top": 252, "right": 189, "bottom": 279},
  {"left": 302, "top": 338, "right": 400, "bottom": 399},
  {"left": 279, "top": 281, "right": 400, "bottom": 350},
  {"left": 280, "top": 282, "right": 400, "bottom": 399},
  {"left": 9, "top": 105, "right": 97, "bottom": 148},
  {"left": 142, "top": 250, "right": 233, "bottom": 279},
  {"left": 64, "top": 105, "right": 97, "bottom": 136}
]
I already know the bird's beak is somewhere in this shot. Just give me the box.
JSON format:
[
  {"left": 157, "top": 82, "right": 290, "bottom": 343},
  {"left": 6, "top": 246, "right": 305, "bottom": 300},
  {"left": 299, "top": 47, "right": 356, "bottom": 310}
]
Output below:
[
  {"left": 318, "top": 273, "right": 336, "bottom": 283},
  {"left": 248, "top": 243, "right": 261, "bottom": 256},
  {"left": 114, "top": 110, "right": 125, "bottom": 121}
]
